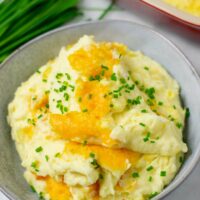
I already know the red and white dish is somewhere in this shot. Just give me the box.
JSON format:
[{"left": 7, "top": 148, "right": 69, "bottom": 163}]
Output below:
[{"left": 141, "top": 0, "right": 200, "bottom": 29}]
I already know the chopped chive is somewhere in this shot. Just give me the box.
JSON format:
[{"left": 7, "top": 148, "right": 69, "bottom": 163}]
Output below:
[
  {"left": 56, "top": 73, "right": 63, "bottom": 79},
  {"left": 89, "top": 152, "right": 95, "bottom": 158},
  {"left": 31, "top": 161, "right": 39, "bottom": 172},
  {"left": 160, "top": 171, "right": 166, "bottom": 177},
  {"left": 146, "top": 99, "right": 153, "bottom": 106},
  {"left": 90, "top": 158, "right": 99, "bottom": 169},
  {"left": 32, "top": 96, "right": 37, "bottom": 101},
  {"left": 113, "top": 94, "right": 118, "bottom": 98},
  {"left": 59, "top": 85, "right": 67, "bottom": 92},
  {"left": 42, "top": 79, "right": 47, "bottom": 83},
  {"left": 173, "top": 105, "right": 176, "bottom": 109},
  {"left": 144, "top": 66, "right": 149, "bottom": 70},
  {"left": 127, "top": 96, "right": 141, "bottom": 106},
  {"left": 69, "top": 84, "right": 75, "bottom": 91},
  {"left": 120, "top": 77, "right": 126, "bottom": 84},
  {"left": 101, "top": 70, "right": 105, "bottom": 76},
  {"left": 176, "top": 122, "right": 183, "bottom": 129},
  {"left": 31, "top": 161, "right": 37, "bottom": 168},
  {"left": 45, "top": 90, "right": 50, "bottom": 95},
  {"left": 110, "top": 73, "right": 117, "bottom": 81},
  {"left": 27, "top": 118, "right": 36, "bottom": 126},
  {"left": 148, "top": 176, "right": 153, "bottom": 182},
  {"left": 30, "top": 185, "right": 36, "bottom": 193},
  {"left": 65, "top": 73, "right": 71, "bottom": 80},
  {"left": 64, "top": 93, "right": 69, "bottom": 101},
  {"left": 89, "top": 76, "right": 95, "bottom": 81},
  {"left": 37, "top": 114, "right": 43, "bottom": 119},
  {"left": 45, "top": 155, "right": 49, "bottom": 162},
  {"left": 146, "top": 166, "right": 154, "bottom": 171},
  {"left": 135, "top": 80, "right": 139, "bottom": 85},
  {"left": 101, "top": 65, "right": 109, "bottom": 70},
  {"left": 158, "top": 101, "right": 163, "bottom": 106},
  {"left": 149, "top": 192, "right": 158, "bottom": 199},
  {"left": 99, "top": 173, "right": 104, "bottom": 180},
  {"left": 82, "top": 108, "right": 88, "bottom": 112},
  {"left": 63, "top": 81, "right": 69, "bottom": 86},
  {"left": 89, "top": 153, "right": 99, "bottom": 169},
  {"left": 110, "top": 104, "right": 114, "bottom": 108},
  {"left": 35, "top": 146, "right": 43, "bottom": 153},
  {"left": 95, "top": 75, "right": 101, "bottom": 81},
  {"left": 132, "top": 172, "right": 139, "bottom": 178},
  {"left": 55, "top": 152, "right": 61, "bottom": 158},
  {"left": 141, "top": 109, "right": 147, "bottom": 113},
  {"left": 39, "top": 192, "right": 45, "bottom": 200},
  {"left": 179, "top": 156, "right": 184, "bottom": 163},
  {"left": 63, "top": 106, "right": 68, "bottom": 112},
  {"left": 139, "top": 122, "right": 146, "bottom": 127},
  {"left": 145, "top": 87, "right": 155, "bottom": 99},
  {"left": 185, "top": 107, "right": 190, "bottom": 118},
  {"left": 143, "top": 132, "right": 151, "bottom": 142}
]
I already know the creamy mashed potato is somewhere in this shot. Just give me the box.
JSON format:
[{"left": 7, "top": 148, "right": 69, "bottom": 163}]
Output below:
[
  {"left": 163, "top": 0, "right": 200, "bottom": 17},
  {"left": 8, "top": 36, "right": 188, "bottom": 200}
]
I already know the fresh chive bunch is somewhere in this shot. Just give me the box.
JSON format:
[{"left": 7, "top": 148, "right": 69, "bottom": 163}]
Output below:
[{"left": 0, "top": 0, "right": 81, "bottom": 63}]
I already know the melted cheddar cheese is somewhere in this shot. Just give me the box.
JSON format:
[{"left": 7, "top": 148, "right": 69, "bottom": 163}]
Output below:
[
  {"left": 68, "top": 43, "right": 126, "bottom": 78},
  {"left": 164, "top": 0, "right": 200, "bottom": 17},
  {"left": 46, "top": 177, "right": 71, "bottom": 200},
  {"left": 65, "top": 142, "right": 141, "bottom": 171},
  {"left": 75, "top": 80, "right": 111, "bottom": 118},
  {"left": 49, "top": 112, "right": 114, "bottom": 145}
]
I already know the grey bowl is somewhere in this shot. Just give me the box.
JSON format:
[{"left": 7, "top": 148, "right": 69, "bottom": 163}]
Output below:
[{"left": 0, "top": 20, "right": 200, "bottom": 200}]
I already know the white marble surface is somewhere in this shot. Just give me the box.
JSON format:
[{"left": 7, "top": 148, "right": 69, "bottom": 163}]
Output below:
[{"left": 1, "top": 0, "right": 200, "bottom": 199}]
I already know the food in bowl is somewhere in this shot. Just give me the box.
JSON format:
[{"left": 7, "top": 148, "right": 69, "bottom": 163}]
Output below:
[
  {"left": 8, "top": 35, "right": 188, "bottom": 200},
  {"left": 163, "top": 0, "right": 200, "bottom": 17}
]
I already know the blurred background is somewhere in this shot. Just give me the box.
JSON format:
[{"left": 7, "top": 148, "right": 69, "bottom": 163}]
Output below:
[{"left": 0, "top": 0, "right": 199, "bottom": 64}]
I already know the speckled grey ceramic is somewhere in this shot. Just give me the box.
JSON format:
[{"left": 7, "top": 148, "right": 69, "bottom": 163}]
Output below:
[{"left": 0, "top": 20, "right": 200, "bottom": 200}]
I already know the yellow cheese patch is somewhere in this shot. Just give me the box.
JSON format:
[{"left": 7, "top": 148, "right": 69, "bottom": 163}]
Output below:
[
  {"left": 164, "top": 0, "right": 200, "bottom": 17},
  {"left": 31, "top": 95, "right": 48, "bottom": 111},
  {"left": 46, "top": 177, "right": 71, "bottom": 200},
  {"left": 20, "top": 126, "right": 34, "bottom": 139},
  {"left": 66, "top": 142, "right": 141, "bottom": 171},
  {"left": 75, "top": 80, "right": 111, "bottom": 118},
  {"left": 68, "top": 43, "right": 126, "bottom": 78},
  {"left": 49, "top": 112, "right": 114, "bottom": 145},
  {"left": 42, "top": 66, "right": 52, "bottom": 80}
]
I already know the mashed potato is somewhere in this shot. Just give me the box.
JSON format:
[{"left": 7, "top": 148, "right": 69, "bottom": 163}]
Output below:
[
  {"left": 8, "top": 36, "right": 188, "bottom": 200},
  {"left": 164, "top": 0, "right": 200, "bottom": 17}
]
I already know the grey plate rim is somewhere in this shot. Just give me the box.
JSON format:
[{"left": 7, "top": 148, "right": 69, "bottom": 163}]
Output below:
[{"left": 1, "top": 19, "right": 200, "bottom": 200}]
